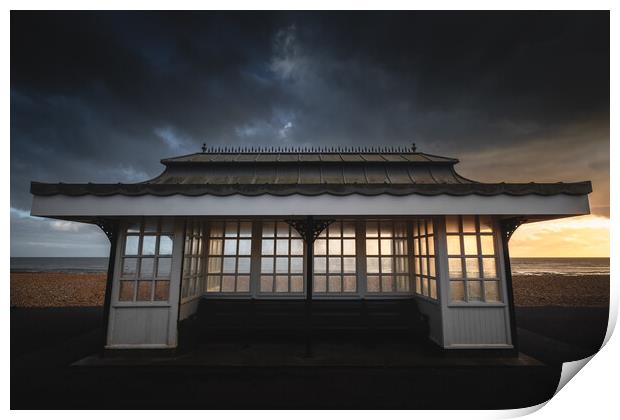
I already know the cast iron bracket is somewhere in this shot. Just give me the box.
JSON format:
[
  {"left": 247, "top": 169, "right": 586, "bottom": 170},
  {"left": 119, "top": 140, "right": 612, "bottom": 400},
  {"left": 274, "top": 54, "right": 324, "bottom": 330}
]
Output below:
[{"left": 286, "top": 218, "right": 334, "bottom": 243}]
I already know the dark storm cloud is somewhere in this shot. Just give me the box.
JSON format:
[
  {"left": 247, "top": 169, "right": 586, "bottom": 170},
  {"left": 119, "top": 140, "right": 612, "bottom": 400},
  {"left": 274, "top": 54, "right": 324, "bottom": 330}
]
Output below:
[{"left": 10, "top": 11, "right": 609, "bottom": 255}]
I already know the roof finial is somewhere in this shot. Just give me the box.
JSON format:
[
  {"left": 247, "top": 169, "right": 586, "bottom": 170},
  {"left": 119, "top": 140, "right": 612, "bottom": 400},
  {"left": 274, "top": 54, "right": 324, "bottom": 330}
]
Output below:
[
  {"left": 411, "top": 142, "right": 417, "bottom": 152},
  {"left": 201, "top": 143, "right": 207, "bottom": 153}
]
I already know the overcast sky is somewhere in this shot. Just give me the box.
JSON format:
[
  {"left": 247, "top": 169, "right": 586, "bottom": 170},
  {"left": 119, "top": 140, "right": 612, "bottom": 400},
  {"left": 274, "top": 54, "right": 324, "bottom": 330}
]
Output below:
[{"left": 10, "top": 11, "right": 609, "bottom": 257}]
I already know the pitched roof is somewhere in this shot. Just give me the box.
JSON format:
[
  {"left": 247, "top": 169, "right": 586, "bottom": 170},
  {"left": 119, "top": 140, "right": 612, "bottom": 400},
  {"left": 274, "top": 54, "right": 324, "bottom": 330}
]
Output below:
[{"left": 30, "top": 146, "right": 593, "bottom": 197}]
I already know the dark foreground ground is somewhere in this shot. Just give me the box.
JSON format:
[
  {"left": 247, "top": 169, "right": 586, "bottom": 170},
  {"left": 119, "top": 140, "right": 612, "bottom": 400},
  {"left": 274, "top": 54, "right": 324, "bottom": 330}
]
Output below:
[{"left": 10, "top": 305, "right": 608, "bottom": 409}]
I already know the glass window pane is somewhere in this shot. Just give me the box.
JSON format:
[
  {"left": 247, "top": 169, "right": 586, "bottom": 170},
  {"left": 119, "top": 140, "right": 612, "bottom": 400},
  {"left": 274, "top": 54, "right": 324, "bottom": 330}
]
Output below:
[
  {"left": 394, "top": 239, "right": 407, "bottom": 255},
  {"left": 208, "top": 257, "right": 221, "bottom": 274},
  {"left": 141, "top": 236, "right": 156, "bottom": 255},
  {"left": 210, "top": 222, "right": 224, "bottom": 237},
  {"left": 328, "top": 222, "right": 341, "bottom": 237},
  {"left": 238, "top": 239, "right": 251, "bottom": 255},
  {"left": 462, "top": 216, "right": 476, "bottom": 233},
  {"left": 380, "top": 222, "right": 393, "bottom": 237},
  {"left": 224, "top": 240, "right": 237, "bottom": 255},
  {"left": 154, "top": 281, "right": 170, "bottom": 301},
  {"left": 394, "top": 222, "right": 407, "bottom": 238},
  {"left": 261, "top": 257, "right": 274, "bottom": 273},
  {"left": 239, "top": 221, "right": 252, "bottom": 237},
  {"left": 342, "top": 222, "right": 356, "bottom": 237},
  {"left": 225, "top": 222, "right": 238, "bottom": 237},
  {"left": 276, "top": 239, "right": 289, "bottom": 255},
  {"left": 430, "top": 279, "right": 437, "bottom": 299},
  {"left": 275, "top": 276, "right": 289, "bottom": 292},
  {"left": 415, "top": 277, "right": 422, "bottom": 294},
  {"left": 366, "top": 239, "right": 379, "bottom": 256},
  {"left": 328, "top": 257, "right": 342, "bottom": 273},
  {"left": 427, "top": 236, "right": 435, "bottom": 256},
  {"left": 329, "top": 239, "right": 341, "bottom": 255},
  {"left": 291, "top": 257, "right": 304, "bottom": 273},
  {"left": 463, "top": 235, "right": 478, "bottom": 255},
  {"left": 275, "top": 257, "right": 288, "bottom": 273},
  {"left": 122, "top": 258, "right": 138, "bottom": 276},
  {"left": 446, "top": 216, "right": 460, "bottom": 233},
  {"left": 157, "top": 258, "right": 171, "bottom": 277},
  {"left": 126, "top": 222, "right": 141, "bottom": 233},
  {"left": 465, "top": 258, "right": 480, "bottom": 278},
  {"left": 144, "top": 219, "right": 158, "bottom": 232},
  {"left": 367, "top": 276, "right": 380, "bottom": 292},
  {"left": 290, "top": 276, "right": 303, "bottom": 292},
  {"left": 381, "top": 257, "right": 393, "bottom": 273},
  {"left": 366, "top": 221, "right": 379, "bottom": 237},
  {"left": 485, "top": 281, "right": 500, "bottom": 302},
  {"left": 343, "top": 257, "right": 356, "bottom": 273},
  {"left": 260, "top": 276, "right": 273, "bottom": 292},
  {"left": 480, "top": 235, "right": 495, "bottom": 255},
  {"left": 291, "top": 239, "right": 304, "bottom": 255},
  {"left": 422, "top": 277, "right": 429, "bottom": 295},
  {"left": 449, "top": 258, "right": 463, "bottom": 278},
  {"left": 380, "top": 239, "right": 393, "bottom": 255},
  {"left": 343, "top": 276, "right": 356, "bottom": 292},
  {"left": 262, "top": 239, "right": 274, "bottom": 255},
  {"left": 367, "top": 257, "right": 380, "bottom": 273},
  {"left": 396, "top": 276, "right": 409, "bottom": 292},
  {"left": 450, "top": 281, "right": 465, "bottom": 301},
  {"left": 262, "top": 221, "right": 275, "bottom": 237},
  {"left": 237, "top": 257, "right": 251, "bottom": 273},
  {"left": 479, "top": 216, "right": 493, "bottom": 232},
  {"left": 125, "top": 236, "right": 140, "bottom": 255},
  {"left": 342, "top": 239, "right": 356, "bottom": 255},
  {"left": 314, "top": 275, "right": 327, "bottom": 292},
  {"left": 276, "top": 222, "right": 289, "bottom": 237},
  {"left": 223, "top": 257, "right": 236, "bottom": 273},
  {"left": 314, "top": 257, "right": 327, "bottom": 273},
  {"left": 328, "top": 276, "right": 341, "bottom": 292},
  {"left": 140, "top": 258, "right": 154, "bottom": 278},
  {"left": 207, "top": 276, "right": 220, "bottom": 292},
  {"left": 395, "top": 257, "right": 408, "bottom": 273},
  {"left": 314, "top": 239, "right": 327, "bottom": 255},
  {"left": 119, "top": 281, "right": 134, "bottom": 301},
  {"left": 420, "top": 238, "right": 427, "bottom": 255},
  {"left": 414, "top": 238, "right": 419, "bottom": 255},
  {"left": 237, "top": 276, "right": 250, "bottom": 292},
  {"left": 429, "top": 257, "right": 436, "bottom": 277},
  {"left": 382, "top": 276, "right": 394, "bottom": 292},
  {"left": 447, "top": 236, "right": 461, "bottom": 255},
  {"left": 137, "top": 281, "right": 152, "bottom": 301},
  {"left": 468, "top": 281, "right": 482, "bottom": 301},
  {"left": 209, "top": 239, "right": 223, "bottom": 255},
  {"left": 192, "top": 238, "right": 199, "bottom": 255},
  {"left": 158, "top": 235, "right": 173, "bottom": 255},
  {"left": 426, "top": 220, "right": 434, "bottom": 235},
  {"left": 483, "top": 258, "right": 497, "bottom": 278},
  {"left": 222, "top": 276, "right": 235, "bottom": 292}
]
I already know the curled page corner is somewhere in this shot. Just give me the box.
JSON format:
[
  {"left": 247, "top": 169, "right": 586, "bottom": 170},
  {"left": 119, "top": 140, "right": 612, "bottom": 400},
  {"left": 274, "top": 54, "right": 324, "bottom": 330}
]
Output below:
[{"left": 556, "top": 355, "right": 595, "bottom": 395}]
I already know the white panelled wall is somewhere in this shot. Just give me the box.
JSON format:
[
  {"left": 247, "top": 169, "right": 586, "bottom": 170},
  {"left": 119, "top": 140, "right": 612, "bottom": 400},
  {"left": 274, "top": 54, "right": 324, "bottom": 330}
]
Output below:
[{"left": 105, "top": 216, "right": 512, "bottom": 350}]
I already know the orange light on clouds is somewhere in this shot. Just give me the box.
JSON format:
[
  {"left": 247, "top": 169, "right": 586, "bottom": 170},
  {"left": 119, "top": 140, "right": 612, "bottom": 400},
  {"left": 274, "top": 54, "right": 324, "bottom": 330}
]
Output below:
[{"left": 509, "top": 215, "right": 610, "bottom": 258}]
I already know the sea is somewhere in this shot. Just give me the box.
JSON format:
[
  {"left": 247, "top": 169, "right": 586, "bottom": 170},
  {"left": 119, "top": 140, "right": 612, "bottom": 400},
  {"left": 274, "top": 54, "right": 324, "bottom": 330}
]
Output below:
[{"left": 10, "top": 257, "right": 610, "bottom": 276}]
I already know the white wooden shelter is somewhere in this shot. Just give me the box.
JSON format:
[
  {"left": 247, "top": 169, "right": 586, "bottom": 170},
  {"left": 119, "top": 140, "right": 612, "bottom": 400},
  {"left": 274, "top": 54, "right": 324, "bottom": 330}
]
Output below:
[{"left": 30, "top": 145, "right": 592, "bottom": 352}]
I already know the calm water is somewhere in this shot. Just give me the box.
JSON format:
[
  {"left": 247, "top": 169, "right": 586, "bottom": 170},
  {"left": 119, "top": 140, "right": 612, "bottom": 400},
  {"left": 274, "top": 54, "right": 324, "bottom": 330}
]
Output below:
[{"left": 10, "top": 257, "right": 609, "bottom": 276}]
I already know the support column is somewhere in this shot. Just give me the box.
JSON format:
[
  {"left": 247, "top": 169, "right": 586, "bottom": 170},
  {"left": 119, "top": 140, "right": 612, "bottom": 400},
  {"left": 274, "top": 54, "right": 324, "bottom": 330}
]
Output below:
[
  {"left": 95, "top": 219, "right": 119, "bottom": 355},
  {"left": 286, "top": 217, "right": 334, "bottom": 357},
  {"left": 500, "top": 218, "right": 525, "bottom": 355}
]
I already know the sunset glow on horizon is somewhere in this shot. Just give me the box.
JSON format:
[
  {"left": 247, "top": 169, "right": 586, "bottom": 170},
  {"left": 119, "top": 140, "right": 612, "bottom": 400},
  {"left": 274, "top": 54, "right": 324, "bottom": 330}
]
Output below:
[{"left": 509, "top": 214, "right": 610, "bottom": 258}]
